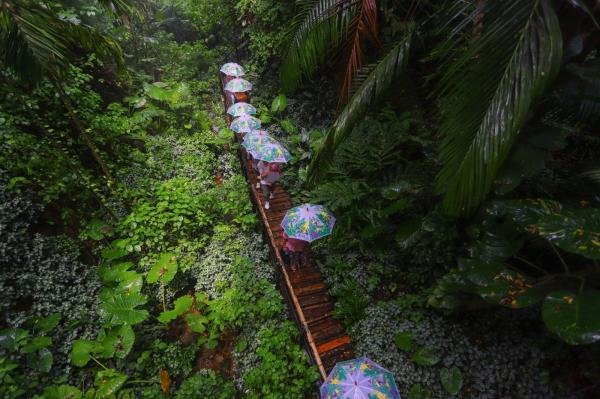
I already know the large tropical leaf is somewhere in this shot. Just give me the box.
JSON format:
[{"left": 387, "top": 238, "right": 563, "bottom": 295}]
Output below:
[
  {"left": 308, "top": 35, "right": 412, "bottom": 183},
  {"left": 0, "top": 0, "right": 123, "bottom": 83},
  {"left": 100, "top": 292, "right": 149, "bottom": 326},
  {"left": 435, "top": 0, "right": 563, "bottom": 217},
  {"left": 280, "top": 0, "right": 360, "bottom": 92},
  {"left": 543, "top": 290, "right": 600, "bottom": 345}
]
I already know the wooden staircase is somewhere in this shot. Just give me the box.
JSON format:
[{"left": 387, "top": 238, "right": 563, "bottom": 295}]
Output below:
[{"left": 218, "top": 73, "right": 354, "bottom": 379}]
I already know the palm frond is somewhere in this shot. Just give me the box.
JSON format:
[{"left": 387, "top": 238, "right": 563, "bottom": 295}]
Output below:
[
  {"left": 434, "top": 0, "right": 563, "bottom": 217},
  {"left": 338, "top": 0, "right": 380, "bottom": 108},
  {"left": 96, "top": 0, "right": 136, "bottom": 18},
  {"left": 308, "top": 33, "right": 413, "bottom": 184},
  {"left": 0, "top": 0, "right": 123, "bottom": 83},
  {"left": 280, "top": 0, "right": 360, "bottom": 93}
]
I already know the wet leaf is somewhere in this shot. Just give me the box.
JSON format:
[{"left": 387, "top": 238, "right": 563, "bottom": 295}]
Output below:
[
  {"left": 440, "top": 366, "right": 463, "bottom": 395},
  {"left": 542, "top": 290, "right": 600, "bottom": 345}
]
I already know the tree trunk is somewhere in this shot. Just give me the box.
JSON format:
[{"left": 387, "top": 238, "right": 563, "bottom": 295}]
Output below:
[{"left": 52, "top": 79, "right": 115, "bottom": 187}]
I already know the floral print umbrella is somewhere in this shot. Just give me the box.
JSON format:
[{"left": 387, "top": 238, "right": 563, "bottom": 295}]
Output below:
[
  {"left": 225, "top": 78, "right": 252, "bottom": 93},
  {"left": 242, "top": 130, "right": 277, "bottom": 155},
  {"left": 320, "top": 357, "right": 401, "bottom": 399},
  {"left": 230, "top": 115, "right": 261, "bottom": 133},
  {"left": 281, "top": 204, "right": 336, "bottom": 243},
  {"left": 227, "top": 102, "right": 257, "bottom": 117},
  {"left": 250, "top": 140, "right": 292, "bottom": 163},
  {"left": 220, "top": 62, "right": 245, "bottom": 77}
]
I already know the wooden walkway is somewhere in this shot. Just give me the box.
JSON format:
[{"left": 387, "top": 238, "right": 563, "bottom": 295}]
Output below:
[{"left": 218, "top": 73, "right": 354, "bottom": 379}]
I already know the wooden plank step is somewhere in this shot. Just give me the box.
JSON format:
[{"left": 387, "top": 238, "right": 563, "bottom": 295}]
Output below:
[
  {"left": 296, "top": 292, "right": 332, "bottom": 308},
  {"left": 317, "top": 335, "right": 352, "bottom": 355},
  {"left": 294, "top": 282, "right": 327, "bottom": 296},
  {"left": 311, "top": 322, "right": 347, "bottom": 346},
  {"left": 321, "top": 343, "right": 355, "bottom": 372}
]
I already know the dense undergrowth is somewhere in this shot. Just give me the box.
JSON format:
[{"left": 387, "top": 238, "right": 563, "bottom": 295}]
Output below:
[{"left": 1, "top": 0, "right": 318, "bottom": 397}]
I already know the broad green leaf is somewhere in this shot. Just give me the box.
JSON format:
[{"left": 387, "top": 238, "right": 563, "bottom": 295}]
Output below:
[
  {"left": 394, "top": 331, "right": 414, "bottom": 351},
  {"left": 0, "top": 328, "right": 29, "bottom": 351},
  {"left": 33, "top": 313, "right": 61, "bottom": 333},
  {"left": 185, "top": 313, "right": 209, "bottom": 333},
  {"left": 407, "top": 384, "right": 431, "bottom": 399},
  {"left": 101, "top": 240, "right": 129, "bottom": 261},
  {"left": 100, "top": 292, "right": 149, "bottom": 326},
  {"left": 157, "top": 295, "right": 193, "bottom": 324},
  {"left": 22, "top": 336, "right": 52, "bottom": 353},
  {"left": 100, "top": 325, "right": 135, "bottom": 359},
  {"left": 94, "top": 369, "right": 127, "bottom": 398},
  {"left": 42, "top": 385, "right": 82, "bottom": 399},
  {"left": 412, "top": 346, "right": 440, "bottom": 366},
  {"left": 71, "top": 340, "right": 102, "bottom": 367},
  {"left": 147, "top": 253, "right": 178, "bottom": 285},
  {"left": 542, "top": 290, "right": 600, "bottom": 345},
  {"left": 440, "top": 366, "right": 463, "bottom": 396},
  {"left": 82, "top": 219, "right": 112, "bottom": 241},
  {"left": 27, "top": 348, "right": 53, "bottom": 372},
  {"left": 280, "top": 119, "right": 297, "bottom": 134},
  {"left": 271, "top": 94, "right": 287, "bottom": 113}
]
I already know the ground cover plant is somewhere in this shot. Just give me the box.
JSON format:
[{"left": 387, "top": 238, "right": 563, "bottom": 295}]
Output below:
[{"left": 1, "top": 0, "right": 317, "bottom": 397}]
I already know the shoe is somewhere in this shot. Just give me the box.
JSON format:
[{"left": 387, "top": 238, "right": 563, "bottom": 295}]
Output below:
[
  {"left": 256, "top": 182, "right": 260, "bottom": 189},
  {"left": 265, "top": 201, "right": 270, "bottom": 210}
]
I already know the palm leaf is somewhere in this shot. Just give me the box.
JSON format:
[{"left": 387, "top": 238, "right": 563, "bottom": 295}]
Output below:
[
  {"left": 0, "top": 0, "right": 123, "bottom": 83},
  {"left": 308, "top": 34, "right": 412, "bottom": 183},
  {"left": 338, "top": 0, "right": 380, "bottom": 107},
  {"left": 280, "top": 0, "right": 360, "bottom": 92},
  {"left": 434, "top": 0, "right": 563, "bottom": 217}
]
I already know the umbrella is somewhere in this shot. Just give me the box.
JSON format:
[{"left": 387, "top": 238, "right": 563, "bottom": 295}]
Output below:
[
  {"left": 320, "top": 357, "right": 401, "bottom": 399},
  {"left": 220, "top": 62, "right": 245, "bottom": 77},
  {"left": 250, "top": 140, "right": 292, "bottom": 163},
  {"left": 230, "top": 115, "right": 261, "bottom": 133},
  {"left": 227, "top": 102, "right": 257, "bottom": 117},
  {"left": 225, "top": 78, "right": 252, "bottom": 93},
  {"left": 281, "top": 204, "right": 335, "bottom": 243},
  {"left": 241, "top": 130, "right": 277, "bottom": 152}
]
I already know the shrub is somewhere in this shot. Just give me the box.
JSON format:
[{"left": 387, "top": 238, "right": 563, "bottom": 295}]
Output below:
[{"left": 175, "top": 370, "right": 237, "bottom": 399}]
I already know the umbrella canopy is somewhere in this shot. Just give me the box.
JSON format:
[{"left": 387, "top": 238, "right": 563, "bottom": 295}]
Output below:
[
  {"left": 230, "top": 115, "right": 261, "bottom": 133},
  {"left": 225, "top": 78, "right": 252, "bottom": 93},
  {"left": 220, "top": 62, "right": 245, "bottom": 77},
  {"left": 281, "top": 204, "right": 335, "bottom": 243},
  {"left": 227, "top": 102, "right": 257, "bottom": 117},
  {"left": 320, "top": 357, "right": 401, "bottom": 399},
  {"left": 250, "top": 140, "right": 292, "bottom": 163},
  {"left": 241, "top": 130, "right": 277, "bottom": 153}
]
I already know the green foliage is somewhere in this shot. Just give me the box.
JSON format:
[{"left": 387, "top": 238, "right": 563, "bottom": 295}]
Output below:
[
  {"left": 157, "top": 295, "right": 193, "bottom": 324},
  {"left": 434, "top": 0, "right": 563, "bottom": 216},
  {"left": 243, "top": 322, "right": 318, "bottom": 399},
  {"left": 175, "top": 370, "right": 237, "bottom": 399},
  {"left": 94, "top": 369, "right": 127, "bottom": 398},
  {"left": 411, "top": 346, "right": 440, "bottom": 367},
  {"left": 100, "top": 292, "right": 149, "bottom": 326},
  {"left": 440, "top": 366, "right": 463, "bottom": 396},
  {"left": 271, "top": 94, "right": 288, "bottom": 113},
  {"left": 407, "top": 384, "right": 431, "bottom": 399},
  {"left": 41, "top": 384, "right": 82, "bottom": 399},
  {"left": 542, "top": 290, "right": 600, "bottom": 345},
  {"left": 147, "top": 253, "right": 178, "bottom": 284},
  {"left": 332, "top": 280, "right": 369, "bottom": 328},
  {"left": 394, "top": 331, "right": 414, "bottom": 351}
]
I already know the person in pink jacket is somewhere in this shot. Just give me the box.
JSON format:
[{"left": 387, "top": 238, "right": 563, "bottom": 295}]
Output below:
[{"left": 282, "top": 231, "right": 307, "bottom": 271}]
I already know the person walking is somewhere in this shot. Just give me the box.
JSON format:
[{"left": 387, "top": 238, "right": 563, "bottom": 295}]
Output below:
[
  {"left": 258, "top": 160, "right": 281, "bottom": 210},
  {"left": 282, "top": 231, "right": 307, "bottom": 271}
]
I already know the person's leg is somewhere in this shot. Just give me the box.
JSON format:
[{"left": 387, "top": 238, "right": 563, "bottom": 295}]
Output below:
[
  {"left": 261, "top": 183, "right": 272, "bottom": 209},
  {"left": 290, "top": 252, "right": 299, "bottom": 271},
  {"left": 281, "top": 250, "right": 291, "bottom": 267},
  {"left": 269, "top": 182, "right": 276, "bottom": 199}
]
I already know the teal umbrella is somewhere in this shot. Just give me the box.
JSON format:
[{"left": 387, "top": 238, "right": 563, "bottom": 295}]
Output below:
[
  {"left": 225, "top": 78, "right": 252, "bottom": 93},
  {"left": 241, "top": 130, "right": 277, "bottom": 153},
  {"left": 230, "top": 115, "right": 261, "bottom": 133},
  {"left": 250, "top": 140, "right": 292, "bottom": 163},
  {"left": 321, "top": 357, "right": 401, "bottom": 399},
  {"left": 281, "top": 204, "right": 336, "bottom": 243},
  {"left": 220, "top": 62, "right": 245, "bottom": 77},
  {"left": 227, "top": 102, "right": 257, "bottom": 117}
]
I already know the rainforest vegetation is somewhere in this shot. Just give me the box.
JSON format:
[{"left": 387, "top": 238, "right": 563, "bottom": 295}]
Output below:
[{"left": 1, "top": 0, "right": 599, "bottom": 398}]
